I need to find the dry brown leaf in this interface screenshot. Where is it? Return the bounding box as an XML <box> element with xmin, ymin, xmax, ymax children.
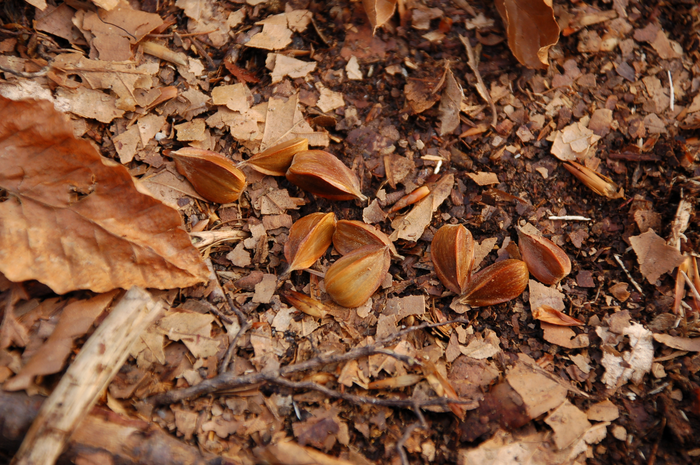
<box><xmin>438</xmin><ymin>67</ymin><xmax>463</xmax><ymax>136</ymax></box>
<box><xmin>494</xmin><ymin>0</ymin><xmax>560</xmax><ymax>69</ymax></box>
<box><xmin>629</xmin><ymin>229</ymin><xmax>685</xmax><ymax>284</ymax></box>
<box><xmin>653</xmin><ymin>333</ymin><xmax>700</xmax><ymax>352</ymax></box>
<box><xmin>0</xmin><ymin>97</ymin><xmax>209</xmax><ymax>294</ymax></box>
<box><xmin>255</xmin><ymin>435</ymin><xmax>354</xmax><ymax>465</ymax></box>
<box><xmin>545</xmin><ymin>400</ymin><xmax>592</xmax><ymax>450</ymax></box>
<box><xmin>533</xmin><ymin>305</ymin><xmax>584</xmax><ymax>326</ymax></box>
<box><xmin>541</xmin><ymin>322</ymin><xmax>589</xmax><ymax>349</ymax></box>
<box><xmin>390</xmin><ymin>174</ymin><xmax>454</xmax><ymax>242</ymax></box>
<box><xmin>4</xmin><ymin>291</ymin><xmax>119</xmax><ymax>391</ymax></box>
<box><xmin>362</xmin><ymin>0</ymin><xmax>398</xmax><ymax>33</ymax></box>
<box><xmin>466</xmin><ymin>171</ymin><xmax>499</xmax><ymax>186</ymax></box>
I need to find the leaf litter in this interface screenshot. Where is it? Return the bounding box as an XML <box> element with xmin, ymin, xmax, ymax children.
<box><xmin>0</xmin><ymin>0</ymin><xmax>699</xmax><ymax>464</ymax></box>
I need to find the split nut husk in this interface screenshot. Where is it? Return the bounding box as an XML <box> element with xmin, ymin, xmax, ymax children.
<box><xmin>325</xmin><ymin>245</ymin><xmax>391</xmax><ymax>308</ymax></box>
<box><xmin>280</xmin><ymin>290</ymin><xmax>327</xmax><ymax>318</ymax></box>
<box><xmin>286</xmin><ymin>150</ymin><xmax>367</xmax><ymax>201</ymax></box>
<box><xmin>284</xmin><ymin>212</ymin><xmax>336</xmax><ymax>273</ymax></box>
<box><xmin>242</xmin><ymin>137</ymin><xmax>308</xmax><ymax>176</ymax></box>
<box><xmin>563</xmin><ymin>161</ymin><xmax>624</xmax><ymax>199</ymax></box>
<box><xmin>170</xmin><ymin>147</ymin><xmax>246</xmax><ymax>204</ymax></box>
<box><xmin>431</xmin><ymin>224</ymin><xmax>474</xmax><ymax>294</ymax></box>
<box><xmin>333</xmin><ymin>220</ymin><xmax>398</xmax><ymax>257</ymax></box>
<box><xmin>517</xmin><ymin>228</ymin><xmax>571</xmax><ymax>285</ymax></box>
<box><xmin>459</xmin><ymin>259</ymin><xmax>529</xmax><ymax>307</ymax></box>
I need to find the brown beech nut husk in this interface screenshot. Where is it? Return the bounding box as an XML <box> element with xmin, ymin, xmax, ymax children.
<box><xmin>459</xmin><ymin>259</ymin><xmax>529</xmax><ymax>307</ymax></box>
<box><xmin>284</xmin><ymin>212</ymin><xmax>336</xmax><ymax>272</ymax></box>
<box><xmin>286</xmin><ymin>150</ymin><xmax>367</xmax><ymax>201</ymax></box>
<box><xmin>325</xmin><ymin>245</ymin><xmax>391</xmax><ymax>308</ymax></box>
<box><xmin>431</xmin><ymin>224</ymin><xmax>474</xmax><ymax>294</ymax></box>
<box><xmin>517</xmin><ymin>228</ymin><xmax>571</xmax><ymax>285</ymax></box>
<box><xmin>279</xmin><ymin>290</ymin><xmax>326</xmax><ymax>318</ymax></box>
<box><xmin>333</xmin><ymin>220</ymin><xmax>398</xmax><ymax>257</ymax></box>
<box><xmin>242</xmin><ymin>137</ymin><xmax>308</xmax><ymax>176</ymax></box>
<box><xmin>170</xmin><ymin>147</ymin><xmax>246</xmax><ymax>204</ymax></box>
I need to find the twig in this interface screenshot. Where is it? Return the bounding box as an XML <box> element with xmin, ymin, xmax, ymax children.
<box><xmin>681</xmin><ymin>270</ymin><xmax>700</xmax><ymax>302</ymax></box>
<box><xmin>0</xmin><ymin>64</ymin><xmax>50</xmax><ymax>78</ymax></box>
<box><xmin>614</xmin><ymin>254</ymin><xmax>643</xmax><ymax>294</ymax></box>
<box><xmin>459</xmin><ymin>35</ymin><xmax>498</xmax><ymax>128</ymax></box>
<box><xmin>149</xmin><ymin>317</ymin><xmax>471</xmax><ymax>405</ymax></box>
<box><xmin>397</xmin><ymin>421</ymin><xmax>423</xmax><ymax>465</ymax></box>
<box><xmin>220</xmin><ymin>293</ymin><xmax>252</xmax><ymax>373</ymax></box>
<box><xmin>668</xmin><ymin>70</ymin><xmax>674</xmax><ymax>112</ymax></box>
<box><xmin>548</xmin><ymin>215</ymin><xmax>591</xmax><ymax>221</ymax></box>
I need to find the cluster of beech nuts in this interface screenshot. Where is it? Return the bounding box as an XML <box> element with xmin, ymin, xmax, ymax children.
<box><xmin>168</xmin><ymin>138</ymin><xmax>572</xmax><ymax>310</ymax></box>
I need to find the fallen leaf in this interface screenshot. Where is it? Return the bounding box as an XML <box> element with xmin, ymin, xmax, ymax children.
<box><xmin>390</xmin><ymin>174</ymin><xmax>454</xmax><ymax>242</ymax></box>
<box><xmin>601</xmin><ymin>322</ymin><xmax>653</xmax><ymax>389</ymax></box>
<box><xmin>541</xmin><ymin>322</ymin><xmax>589</xmax><ymax>349</ymax></box>
<box><xmin>4</xmin><ymin>291</ymin><xmax>119</xmax><ymax>391</ymax></box>
<box><xmin>362</xmin><ymin>0</ymin><xmax>397</xmax><ymax>33</ymax></box>
<box><xmin>545</xmin><ymin>400</ymin><xmax>591</xmax><ymax>450</ymax></box>
<box><xmin>157</xmin><ymin>310</ymin><xmax>221</xmax><ymax>359</ymax></box>
<box><xmin>0</xmin><ymin>97</ymin><xmax>209</xmax><ymax>294</ymax></box>
<box><xmin>438</xmin><ymin>68</ymin><xmax>463</xmax><ymax>136</ymax></box>
<box><xmin>494</xmin><ymin>0</ymin><xmax>560</xmax><ymax>69</ymax></box>
<box><xmin>653</xmin><ymin>333</ymin><xmax>700</xmax><ymax>352</ymax></box>
<box><xmin>266</xmin><ymin>54</ymin><xmax>317</xmax><ymax>84</ymax></box>
<box><xmin>506</xmin><ymin>361</ymin><xmax>567</xmax><ymax>419</ymax></box>
<box><xmin>629</xmin><ymin>229</ymin><xmax>685</xmax><ymax>284</ymax></box>
<box><xmin>586</xmin><ymin>400</ymin><xmax>619</xmax><ymax>422</ymax></box>
<box><xmin>466</xmin><ymin>171</ymin><xmax>499</xmax><ymax>186</ymax></box>
<box><xmin>533</xmin><ymin>305</ymin><xmax>584</xmax><ymax>326</ymax></box>
<box><xmin>548</xmin><ymin>121</ymin><xmax>600</xmax><ymax>161</ymax></box>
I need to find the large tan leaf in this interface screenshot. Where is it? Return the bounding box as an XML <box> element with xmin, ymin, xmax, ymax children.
<box><xmin>0</xmin><ymin>97</ymin><xmax>209</xmax><ymax>294</ymax></box>
<box><xmin>494</xmin><ymin>0</ymin><xmax>560</xmax><ymax>69</ymax></box>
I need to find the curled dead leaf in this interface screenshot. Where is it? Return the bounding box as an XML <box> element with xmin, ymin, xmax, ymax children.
<box><xmin>242</xmin><ymin>137</ymin><xmax>309</xmax><ymax>176</ymax></box>
<box><xmin>460</xmin><ymin>259</ymin><xmax>529</xmax><ymax>307</ymax></box>
<box><xmin>431</xmin><ymin>224</ymin><xmax>475</xmax><ymax>294</ymax></box>
<box><xmin>494</xmin><ymin>0</ymin><xmax>560</xmax><ymax>69</ymax></box>
<box><xmin>284</xmin><ymin>212</ymin><xmax>336</xmax><ymax>273</ymax></box>
<box><xmin>563</xmin><ymin>161</ymin><xmax>624</xmax><ymax>199</ymax></box>
<box><xmin>532</xmin><ymin>305</ymin><xmax>584</xmax><ymax>326</ymax></box>
<box><xmin>517</xmin><ymin>228</ymin><xmax>571</xmax><ymax>285</ymax></box>
<box><xmin>286</xmin><ymin>150</ymin><xmax>367</xmax><ymax>201</ymax></box>
<box><xmin>170</xmin><ymin>147</ymin><xmax>246</xmax><ymax>204</ymax></box>
<box><xmin>325</xmin><ymin>245</ymin><xmax>391</xmax><ymax>308</ymax></box>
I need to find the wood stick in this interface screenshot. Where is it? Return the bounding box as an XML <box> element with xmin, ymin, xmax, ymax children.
<box><xmin>11</xmin><ymin>287</ymin><xmax>163</xmax><ymax>465</ymax></box>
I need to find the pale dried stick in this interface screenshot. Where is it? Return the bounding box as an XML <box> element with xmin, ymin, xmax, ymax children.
<box><xmin>12</xmin><ymin>288</ymin><xmax>162</xmax><ymax>465</ymax></box>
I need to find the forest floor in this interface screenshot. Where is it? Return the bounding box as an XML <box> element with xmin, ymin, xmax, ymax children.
<box><xmin>1</xmin><ymin>0</ymin><xmax>700</xmax><ymax>464</ymax></box>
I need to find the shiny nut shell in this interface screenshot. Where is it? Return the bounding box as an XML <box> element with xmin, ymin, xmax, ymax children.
<box><xmin>170</xmin><ymin>147</ymin><xmax>246</xmax><ymax>204</ymax></box>
<box><xmin>431</xmin><ymin>224</ymin><xmax>474</xmax><ymax>294</ymax></box>
<box><xmin>333</xmin><ymin>220</ymin><xmax>392</xmax><ymax>255</ymax></box>
<box><xmin>517</xmin><ymin>228</ymin><xmax>571</xmax><ymax>285</ymax></box>
<box><xmin>286</xmin><ymin>150</ymin><xmax>366</xmax><ymax>201</ymax></box>
<box><xmin>459</xmin><ymin>259</ymin><xmax>529</xmax><ymax>307</ymax></box>
<box><xmin>284</xmin><ymin>212</ymin><xmax>336</xmax><ymax>272</ymax></box>
<box><xmin>242</xmin><ymin>137</ymin><xmax>308</xmax><ymax>176</ymax></box>
<box><xmin>325</xmin><ymin>245</ymin><xmax>391</xmax><ymax>308</ymax></box>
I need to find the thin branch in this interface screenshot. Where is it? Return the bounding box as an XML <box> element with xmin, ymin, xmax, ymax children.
<box><xmin>149</xmin><ymin>317</ymin><xmax>471</xmax><ymax>405</ymax></box>
<box><xmin>220</xmin><ymin>293</ymin><xmax>252</xmax><ymax>373</ymax></box>
<box><xmin>397</xmin><ymin>421</ymin><xmax>423</xmax><ymax>465</ymax></box>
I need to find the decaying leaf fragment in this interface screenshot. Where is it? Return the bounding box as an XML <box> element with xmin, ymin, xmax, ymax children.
<box><xmin>532</xmin><ymin>305</ymin><xmax>584</xmax><ymax>326</ymax></box>
<box><xmin>0</xmin><ymin>97</ymin><xmax>209</xmax><ymax>294</ymax></box>
<box><xmin>390</xmin><ymin>174</ymin><xmax>454</xmax><ymax>242</ymax></box>
<box><xmin>494</xmin><ymin>0</ymin><xmax>560</xmax><ymax>69</ymax></box>
<box><xmin>362</xmin><ymin>0</ymin><xmax>398</xmax><ymax>33</ymax></box>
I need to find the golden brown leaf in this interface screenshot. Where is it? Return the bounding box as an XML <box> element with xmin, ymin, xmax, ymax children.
<box><xmin>431</xmin><ymin>224</ymin><xmax>475</xmax><ymax>294</ymax></box>
<box><xmin>286</xmin><ymin>150</ymin><xmax>367</xmax><ymax>201</ymax></box>
<box><xmin>325</xmin><ymin>245</ymin><xmax>391</xmax><ymax>308</ymax></box>
<box><xmin>170</xmin><ymin>147</ymin><xmax>246</xmax><ymax>204</ymax></box>
<box><xmin>517</xmin><ymin>228</ymin><xmax>571</xmax><ymax>285</ymax></box>
<box><xmin>0</xmin><ymin>97</ymin><xmax>209</xmax><ymax>294</ymax></box>
<box><xmin>284</xmin><ymin>212</ymin><xmax>336</xmax><ymax>272</ymax></box>
<box><xmin>460</xmin><ymin>259</ymin><xmax>529</xmax><ymax>307</ymax></box>
<box><xmin>362</xmin><ymin>0</ymin><xmax>398</xmax><ymax>33</ymax></box>
<box><xmin>494</xmin><ymin>0</ymin><xmax>560</xmax><ymax>69</ymax></box>
<box><xmin>243</xmin><ymin>137</ymin><xmax>309</xmax><ymax>176</ymax></box>
<box><xmin>532</xmin><ymin>305</ymin><xmax>584</xmax><ymax>327</ymax></box>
